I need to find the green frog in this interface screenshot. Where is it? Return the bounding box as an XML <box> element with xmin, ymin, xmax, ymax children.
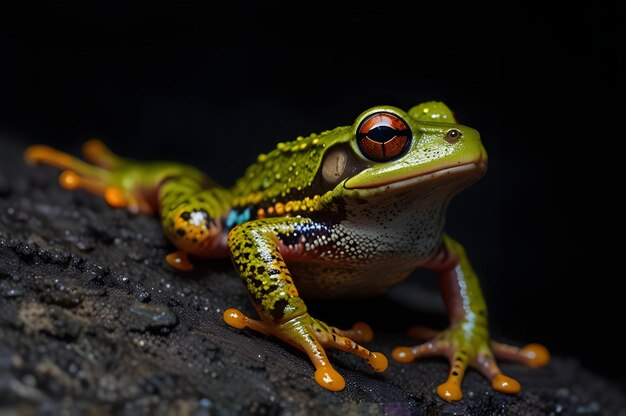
<box><xmin>25</xmin><ymin>101</ymin><xmax>549</xmax><ymax>401</ymax></box>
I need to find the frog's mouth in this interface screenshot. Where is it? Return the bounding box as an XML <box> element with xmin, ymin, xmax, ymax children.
<box><xmin>343</xmin><ymin>157</ymin><xmax>487</xmax><ymax>191</ymax></box>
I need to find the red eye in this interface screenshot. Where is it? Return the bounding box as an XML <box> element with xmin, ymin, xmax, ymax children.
<box><xmin>356</xmin><ymin>112</ymin><xmax>411</xmax><ymax>162</ymax></box>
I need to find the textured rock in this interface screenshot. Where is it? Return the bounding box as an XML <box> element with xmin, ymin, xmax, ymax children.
<box><xmin>0</xmin><ymin>139</ymin><xmax>624</xmax><ymax>416</ymax></box>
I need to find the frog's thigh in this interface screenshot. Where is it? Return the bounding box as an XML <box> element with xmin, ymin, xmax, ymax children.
<box><xmin>159</xmin><ymin>186</ymin><xmax>230</xmax><ymax>271</ymax></box>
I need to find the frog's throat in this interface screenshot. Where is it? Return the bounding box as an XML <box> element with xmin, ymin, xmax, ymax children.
<box><xmin>343</xmin><ymin>159</ymin><xmax>486</xmax><ymax>191</ymax></box>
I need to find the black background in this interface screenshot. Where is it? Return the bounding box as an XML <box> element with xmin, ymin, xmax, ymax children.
<box><xmin>1</xmin><ymin>4</ymin><xmax>624</xmax><ymax>388</ymax></box>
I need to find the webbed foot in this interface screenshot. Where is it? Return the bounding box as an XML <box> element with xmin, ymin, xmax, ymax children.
<box><xmin>392</xmin><ymin>324</ymin><xmax>549</xmax><ymax>401</ymax></box>
<box><xmin>224</xmin><ymin>308</ymin><xmax>387</xmax><ymax>391</ymax></box>
<box><xmin>25</xmin><ymin>140</ymin><xmax>152</xmax><ymax>214</ymax></box>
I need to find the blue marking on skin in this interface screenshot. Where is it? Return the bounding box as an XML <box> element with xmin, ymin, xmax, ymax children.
<box><xmin>226</xmin><ymin>207</ymin><xmax>251</xmax><ymax>228</ymax></box>
<box><xmin>239</xmin><ymin>207</ymin><xmax>251</xmax><ymax>224</ymax></box>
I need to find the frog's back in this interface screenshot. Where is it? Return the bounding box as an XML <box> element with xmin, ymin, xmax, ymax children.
<box><xmin>229</xmin><ymin>127</ymin><xmax>350</xmax><ymax>208</ymax></box>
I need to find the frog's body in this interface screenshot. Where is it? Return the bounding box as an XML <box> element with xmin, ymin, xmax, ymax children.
<box><xmin>25</xmin><ymin>102</ymin><xmax>549</xmax><ymax>401</ymax></box>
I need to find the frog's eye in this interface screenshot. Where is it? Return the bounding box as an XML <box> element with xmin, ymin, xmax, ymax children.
<box><xmin>357</xmin><ymin>112</ymin><xmax>411</xmax><ymax>162</ymax></box>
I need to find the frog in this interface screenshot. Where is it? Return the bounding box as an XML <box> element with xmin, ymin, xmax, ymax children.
<box><xmin>24</xmin><ymin>101</ymin><xmax>549</xmax><ymax>401</ymax></box>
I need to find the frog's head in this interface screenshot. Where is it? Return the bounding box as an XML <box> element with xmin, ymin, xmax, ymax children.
<box><xmin>321</xmin><ymin>102</ymin><xmax>487</xmax><ymax>201</ymax></box>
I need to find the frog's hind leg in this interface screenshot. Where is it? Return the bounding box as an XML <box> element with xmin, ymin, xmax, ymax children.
<box><xmin>81</xmin><ymin>138</ymin><xmax>123</xmax><ymax>169</ymax></box>
<box><xmin>25</xmin><ymin>144</ymin><xmax>146</xmax><ymax>213</ymax></box>
<box><xmin>26</xmin><ymin>144</ymin><xmax>113</xmax><ymax>196</ymax></box>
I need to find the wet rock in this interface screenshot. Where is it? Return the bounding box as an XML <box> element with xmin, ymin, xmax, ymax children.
<box><xmin>2</xmin><ymin>288</ymin><xmax>23</xmax><ymax>298</ymax></box>
<box><xmin>137</xmin><ymin>291</ymin><xmax>152</xmax><ymax>303</ymax></box>
<box><xmin>120</xmin><ymin>302</ymin><xmax>178</xmax><ymax>334</ymax></box>
<box><xmin>41</xmin><ymin>284</ymin><xmax>84</xmax><ymax>308</ymax></box>
<box><xmin>63</xmin><ymin>230</ymin><xmax>96</xmax><ymax>252</ymax></box>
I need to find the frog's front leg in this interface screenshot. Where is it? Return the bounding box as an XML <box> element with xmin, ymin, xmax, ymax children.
<box><xmin>392</xmin><ymin>235</ymin><xmax>549</xmax><ymax>401</ymax></box>
<box><xmin>223</xmin><ymin>218</ymin><xmax>388</xmax><ymax>391</ymax></box>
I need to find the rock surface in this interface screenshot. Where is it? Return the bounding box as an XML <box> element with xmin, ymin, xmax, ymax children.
<box><xmin>0</xmin><ymin>139</ymin><xmax>624</xmax><ymax>416</ymax></box>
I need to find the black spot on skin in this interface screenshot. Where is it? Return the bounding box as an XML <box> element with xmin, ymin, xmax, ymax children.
<box><xmin>455</xmin><ymin>357</ymin><xmax>463</xmax><ymax>362</ymax></box>
<box><xmin>181</xmin><ymin>211</ymin><xmax>191</xmax><ymax>221</ymax></box>
<box><xmin>452</xmin><ymin>371</ymin><xmax>459</xmax><ymax>376</ymax></box>
<box><xmin>260</xmin><ymin>286</ymin><xmax>274</xmax><ymax>296</ymax></box>
<box><xmin>197</xmin><ymin>197</ymin><xmax>206</xmax><ymax>202</ymax></box>
<box><xmin>257</xmin><ymin>266</ymin><xmax>265</xmax><ymax>275</ymax></box>
<box><xmin>191</xmin><ymin>238</ymin><xmax>197</xmax><ymax>243</ymax></box>
<box><xmin>176</xmin><ymin>229</ymin><xmax>186</xmax><ymax>236</ymax></box>
<box><xmin>270</xmin><ymin>299</ymin><xmax>289</xmax><ymax>320</ymax></box>
<box><xmin>278</xmin><ymin>232</ymin><xmax>299</xmax><ymax>247</ymax></box>
<box><xmin>268</xmin><ymin>268</ymin><xmax>281</xmax><ymax>276</ymax></box>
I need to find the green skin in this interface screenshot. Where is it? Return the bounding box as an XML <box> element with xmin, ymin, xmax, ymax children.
<box><xmin>25</xmin><ymin>101</ymin><xmax>546</xmax><ymax>401</ymax></box>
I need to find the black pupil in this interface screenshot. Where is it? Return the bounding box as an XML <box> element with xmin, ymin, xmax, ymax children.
<box><xmin>449</xmin><ymin>130</ymin><xmax>458</xmax><ymax>137</ymax></box>
<box><xmin>366</xmin><ymin>126</ymin><xmax>399</xmax><ymax>143</ymax></box>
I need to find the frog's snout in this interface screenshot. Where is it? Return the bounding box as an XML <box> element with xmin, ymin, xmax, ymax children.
<box><xmin>477</xmin><ymin>149</ymin><xmax>488</xmax><ymax>173</ymax></box>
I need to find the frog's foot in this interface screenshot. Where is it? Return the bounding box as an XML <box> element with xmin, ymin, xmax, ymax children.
<box><xmin>224</xmin><ymin>308</ymin><xmax>386</xmax><ymax>391</ymax></box>
<box><xmin>81</xmin><ymin>139</ymin><xmax>122</xmax><ymax>169</ymax></box>
<box><xmin>392</xmin><ymin>325</ymin><xmax>548</xmax><ymax>401</ymax></box>
<box><xmin>25</xmin><ymin>142</ymin><xmax>150</xmax><ymax>214</ymax></box>
<box><xmin>490</xmin><ymin>340</ymin><xmax>550</xmax><ymax>368</ymax></box>
<box><xmin>404</xmin><ymin>326</ymin><xmax>550</xmax><ymax>369</ymax></box>
<box><xmin>165</xmin><ymin>250</ymin><xmax>194</xmax><ymax>271</ymax></box>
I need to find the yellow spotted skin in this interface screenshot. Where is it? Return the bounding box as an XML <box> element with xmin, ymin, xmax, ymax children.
<box><xmin>230</xmin><ymin>131</ymin><xmax>339</xmax><ymax>208</ymax></box>
<box><xmin>159</xmin><ymin>181</ymin><xmax>232</xmax><ymax>258</ymax></box>
<box><xmin>227</xmin><ymin>218</ymin><xmax>309</xmax><ymax>322</ymax></box>
<box><xmin>24</xmin><ymin>102</ymin><xmax>549</xmax><ymax>401</ymax></box>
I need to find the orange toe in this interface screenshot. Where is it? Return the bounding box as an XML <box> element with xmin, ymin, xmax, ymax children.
<box><xmin>437</xmin><ymin>380</ymin><xmax>462</xmax><ymax>401</ymax></box>
<box><xmin>492</xmin><ymin>374</ymin><xmax>521</xmax><ymax>394</ymax></box>
<box><xmin>352</xmin><ymin>321</ymin><xmax>373</xmax><ymax>343</ymax></box>
<box><xmin>521</xmin><ymin>343</ymin><xmax>550</xmax><ymax>368</ymax></box>
<box><xmin>165</xmin><ymin>251</ymin><xmax>193</xmax><ymax>271</ymax></box>
<box><xmin>104</xmin><ymin>187</ymin><xmax>128</xmax><ymax>208</ymax></box>
<box><xmin>314</xmin><ymin>367</ymin><xmax>345</xmax><ymax>391</ymax></box>
<box><xmin>391</xmin><ymin>346</ymin><xmax>415</xmax><ymax>363</ymax></box>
